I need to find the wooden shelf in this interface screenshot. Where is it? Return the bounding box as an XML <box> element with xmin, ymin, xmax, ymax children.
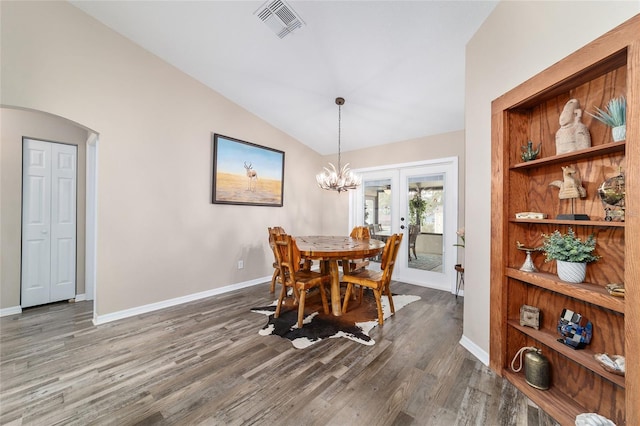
<box><xmin>507</xmin><ymin>320</ymin><xmax>625</xmax><ymax>388</ymax></box>
<box><xmin>490</xmin><ymin>15</ymin><xmax>639</xmax><ymax>425</ymax></box>
<box><xmin>506</xmin><ymin>268</ymin><xmax>624</xmax><ymax>314</ymax></box>
<box><xmin>510</xmin><ymin>49</ymin><xmax>628</xmax><ymax>110</ymax></box>
<box><xmin>502</xmin><ymin>369</ymin><xmax>586</xmax><ymax>426</ymax></box>
<box><xmin>510</xmin><ymin>218</ymin><xmax>625</xmax><ymax>228</ymax></box>
<box><xmin>510</xmin><ymin>141</ymin><xmax>625</xmax><ymax>170</ymax></box>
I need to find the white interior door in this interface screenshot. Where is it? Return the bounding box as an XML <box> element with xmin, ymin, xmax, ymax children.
<box><xmin>397</xmin><ymin>162</ymin><xmax>457</xmax><ymax>292</ymax></box>
<box><xmin>350</xmin><ymin>158</ymin><xmax>458</xmax><ymax>293</ymax></box>
<box><xmin>22</xmin><ymin>139</ymin><xmax>77</xmax><ymax>307</ymax></box>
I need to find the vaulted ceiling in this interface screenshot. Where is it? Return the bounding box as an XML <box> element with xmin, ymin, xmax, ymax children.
<box><xmin>71</xmin><ymin>1</ymin><xmax>498</xmax><ymax>155</ymax></box>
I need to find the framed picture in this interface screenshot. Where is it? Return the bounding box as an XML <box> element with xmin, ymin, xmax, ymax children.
<box><xmin>212</xmin><ymin>134</ymin><xmax>285</xmax><ymax>206</ymax></box>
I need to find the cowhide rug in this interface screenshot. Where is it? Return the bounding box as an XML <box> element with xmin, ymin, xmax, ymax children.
<box><xmin>251</xmin><ymin>289</ymin><xmax>420</xmax><ymax>349</ymax></box>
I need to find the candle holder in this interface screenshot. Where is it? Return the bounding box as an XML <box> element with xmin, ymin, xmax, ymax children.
<box><xmin>517</xmin><ymin>242</ymin><xmax>541</xmax><ymax>273</ymax></box>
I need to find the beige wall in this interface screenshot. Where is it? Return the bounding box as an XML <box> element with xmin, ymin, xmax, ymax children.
<box><xmin>0</xmin><ymin>1</ymin><xmax>326</xmax><ymax>315</ymax></box>
<box><xmin>464</xmin><ymin>2</ymin><xmax>639</xmax><ymax>359</ymax></box>
<box><xmin>0</xmin><ymin>108</ymin><xmax>89</xmax><ymax>307</ymax></box>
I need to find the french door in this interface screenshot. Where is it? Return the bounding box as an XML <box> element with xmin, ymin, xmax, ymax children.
<box><xmin>21</xmin><ymin>139</ymin><xmax>77</xmax><ymax>307</ymax></box>
<box><xmin>350</xmin><ymin>158</ymin><xmax>458</xmax><ymax>293</ymax></box>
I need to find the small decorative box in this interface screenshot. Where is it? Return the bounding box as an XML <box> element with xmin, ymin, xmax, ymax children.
<box><xmin>515</xmin><ymin>212</ymin><xmax>547</xmax><ymax>219</ymax></box>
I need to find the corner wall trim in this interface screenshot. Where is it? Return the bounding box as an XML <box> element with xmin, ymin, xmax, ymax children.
<box><xmin>0</xmin><ymin>306</ymin><xmax>23</xmax><ymax>317</ymax></box>
<box><xmin>92</xmin><ymin>276</ymin><xmax>270</xmax><ymax>326</ymax></box>
<box><xmin>459</xmin><ymin>334</ymin><xmax>489</xmax><ymax>366</ymax></box>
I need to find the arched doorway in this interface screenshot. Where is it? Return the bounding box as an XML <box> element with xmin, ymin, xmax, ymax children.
<box><xmin>0</xmin><ymin>107</ymin><xmax>99</xmax><ymax>319</ymax></box>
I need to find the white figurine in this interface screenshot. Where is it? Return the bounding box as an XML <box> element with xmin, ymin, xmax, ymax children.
<box><xmin>549</xmin><ymin>165</ymin><xmax>586</xmax><ymax>200</ymax></box>
<box><xmin>575</xmin><ymin>412</ymin><xmax>615</xmax><ymax>426</ymax></box>
<box><xmin>556</xmin><ymin>99</ymin><xmax>591</xmax><ymax>154</ymax></box>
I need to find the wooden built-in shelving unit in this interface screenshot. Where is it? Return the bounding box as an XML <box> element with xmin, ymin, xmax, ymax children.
<box><xmin>490</xmin><ymin>15</ymin><xmax>639</xmax><ymax>426</ymax></box>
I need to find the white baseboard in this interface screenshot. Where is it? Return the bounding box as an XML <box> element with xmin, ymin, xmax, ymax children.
<box><xmin>93</xmin><ymin>275</ymin><xmax>270</xmax><ymax>326</ymax></box>
<box><xmin>459</xmin><ymin>334</ymin><xmax>489</xmax><ymax>366</ymax></box>
<box><xmin>0</xmin><ymin>306</ymin><xmax>22</xmax><ymax>317</ymax></box>
<box><xmin>399</xmin><ymin>278</ymin><xmax>450</xmax><ymax>292</ymax></box>
<box><xmin>74</xmin><ymin>293</ymin><xmax>87</xmax><ymax>302</ymax></box>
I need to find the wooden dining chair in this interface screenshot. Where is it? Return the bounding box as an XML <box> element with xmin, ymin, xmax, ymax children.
<box><xmin>341</xmin><ymin>233</ymin><xmax>403</xmax><ymax>326</ymax></box>
<box><xmin>268</xmin><ymin>226</ymin><xmax>310</xmax><ymax>294</ymax></box>
<box><xmin>350</xmin><ymin>226</ymin><xmax>371</xmax><ymax>239</ymax></box>
<box><xmin>273</xmin><ymin>234</ymin><xmax>330</xmax><ymax>328</ymax></box>
<box><xmin>408</xmin><ymin>224</ymin><xmax>419</xmax><ymax>261</ymax></box>
<box><xmin>342</xmin><ymin>226</ymin><xmax>371</xmax><ymax>273</ymax></box>
<box><xmin>268</xmin><ymin>226</ymin><xmax>286</xmax><ymax>293</ymax></box>
<box><xmin>367</xmin><ymin>224</ymin><xmax>376</xmax><ymax>237</ymax></box>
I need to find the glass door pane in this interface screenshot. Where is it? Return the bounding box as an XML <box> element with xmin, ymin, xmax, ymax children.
<box><xmin>352</xmin><ymin>171</ymin><xmax>398</xmax><ymax>262</ymax></box>
<box><xmin>406</xmin><ymin>174</ymin><xmax>444</xmax><ymax>273</ymax></box>
<box><xmin>363</xmin><ymin>178</ymin><xmax>392</xmax><ymax>234</ymax></box>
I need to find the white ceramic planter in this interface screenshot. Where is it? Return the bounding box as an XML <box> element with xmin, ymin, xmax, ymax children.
<box><xmin>612</xmin><ymin>125</ymin><xmax>626</xmax><ymax>142</ymax></box>
<box><xmin>557</xmin><ymin>260</ymin><xmax>587</xmax><ymax>283</ymax></box>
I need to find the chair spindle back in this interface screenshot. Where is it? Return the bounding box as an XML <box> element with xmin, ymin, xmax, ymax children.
<box><xmin>350</xmin><ymin>226</ymin><xmax>371</xmax><ymax>240</ymax></box>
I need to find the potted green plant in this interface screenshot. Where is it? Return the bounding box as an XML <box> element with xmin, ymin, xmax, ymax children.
<box><xmin>541</xmin><ymin>227</ymin><xmax>599</xmax><ymax>283</ymax></box>
<box><xmin>409</xmin><ymin>192</ymin><xmax>426</xmax><ymax>225</ymax></box>
<box><xmin>588</xmin><ymin>96</ymin><xmax>626</xmax><ymax>142</ymax></box>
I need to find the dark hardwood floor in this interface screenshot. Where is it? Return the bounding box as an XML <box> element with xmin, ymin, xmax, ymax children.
<box><xmin>0</xmin><ymin>282</ymin><xmax>558</xmax><ymax>425</ymax></box>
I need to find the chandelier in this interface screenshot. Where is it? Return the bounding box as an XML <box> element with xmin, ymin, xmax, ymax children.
<box><xmin>316</xmin><ymin>97</ymin><xmax>361</xmax><ymax>192</ymax></box>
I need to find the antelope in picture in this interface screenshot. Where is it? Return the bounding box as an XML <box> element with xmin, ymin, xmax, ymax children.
<box><xmin>244</xmin><ymin>161</ymin><xmax>258</xmax><ymax>191</ymax></box>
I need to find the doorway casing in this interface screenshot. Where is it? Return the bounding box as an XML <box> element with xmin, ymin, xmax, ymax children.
<box><xmin>3</xmin><ymin>107</ymin><xmax>99</xmax><ymax>322</ymax></box>
<box><xmin>349</xmin><ymin>157</ymin><xmax>459</xmax><ymax>294</ymax></box>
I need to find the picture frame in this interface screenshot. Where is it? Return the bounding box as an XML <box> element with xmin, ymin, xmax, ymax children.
<box><xmin>212</xmin><ymin>134</ymin><xmax>285</xmax><ymax>206</ymax></box>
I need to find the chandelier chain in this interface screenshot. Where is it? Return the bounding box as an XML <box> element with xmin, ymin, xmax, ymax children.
<box><xmin>337</xmin><ymin>102</ymin><xmax>342</xmax><ymax>171</ymax></box>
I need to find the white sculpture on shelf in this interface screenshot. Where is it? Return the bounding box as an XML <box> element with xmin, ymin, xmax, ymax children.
<box><xmin>575</xmin><ymin>412</ymin><xmax>615</xmax><ymax>426</ymax></box>
<box><xmin>550</xmin><ymin>165</ymin><xmax>589</xmax><ymax>220</ymax></box>
<box><xmin>556</xmin><ymin>99</ymin><xmax>591</xmax><ymax>154</ymax></box>
<box><xmin>549</xmin><ymin>165</ymin><xmax>586</xmax><ymax>200</ymax></box>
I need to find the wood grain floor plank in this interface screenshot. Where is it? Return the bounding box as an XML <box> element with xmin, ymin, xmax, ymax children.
<box><xmin>1</xmin><ymin>282</ymin><xmax>558</xmax><ymax>425</ymax></box>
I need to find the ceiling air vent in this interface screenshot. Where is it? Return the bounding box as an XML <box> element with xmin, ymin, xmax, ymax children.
<box><xmin>255</xmin><ymin>0</ymin><xmax>305</xmax><ymax>39</ymax></box>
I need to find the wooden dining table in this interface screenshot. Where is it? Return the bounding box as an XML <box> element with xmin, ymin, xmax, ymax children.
<box><xmin>295</xmin><ymin>235</ymin><xmax>386</xmax><ymax>316</ymax></box>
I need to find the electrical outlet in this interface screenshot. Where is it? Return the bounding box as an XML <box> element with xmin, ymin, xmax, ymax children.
<box><xmin>237</xmin><ymin>260</ymin><xmax>244</xmax><ymax>269</ymax></box>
